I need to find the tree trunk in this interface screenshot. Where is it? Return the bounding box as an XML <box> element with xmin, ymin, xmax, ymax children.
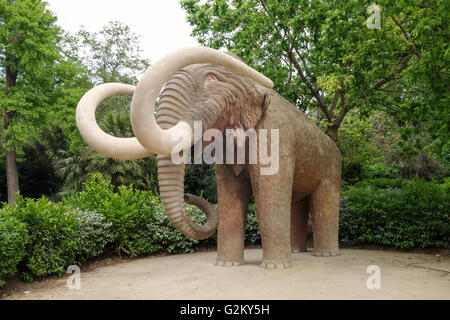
<box><xmin>326</xmin><ymin>125</ymin><xmax>339</xmax><ymax>143</ymax></box>
<box><xmin>5</xmin><ymin>149</ymin><xmax>19</xmax><ymax>205</ymax></box>
<box><xmin>326</xmin><ymin>104</ymin><xmax>348</xmax><ymax>144</ymax></box>
<box><xmin>111</xmin><ymin>173</ymin><xmax>120</xmax><ymax>193</ymax></box>
<box><xmin>4</xmin><ymin>63</ymin><xmax>20</xmax><ymax>206</ymax></box>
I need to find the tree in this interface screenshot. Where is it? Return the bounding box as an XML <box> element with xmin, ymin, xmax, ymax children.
<box><xmin>383</xmin><ymin>1</ymin><xmax>449</xmax><ymax>155</ymax></box>
<box><xmin>53</xmin><ymin>22</ymin><xmax>158</xmax><ymax>194</ymax></box>
<box><xmin>181</xmin><ymin>0</ymin><xmax>448</xmax><ymax>150</ymax></box>
<box><xmin>86</xmin><ymin>111</ymin><xmax>157</xmax><ymax>193</ymax></box>
<box><xmin>0</xmin><ymin>0</ymin><xmax>72</xmax><ymax>205</ymax></box>
<box><xmin>76</xmin><ymin>21</ymin><xmax>150</xmax><ymax>85</ymax></box>
<box><xmin>53</xmin><ymin>111</ymin><xmax>159</xmax><ymax>195</ymax></box>
<box><xmin>73</xmin><ymin>21</ymin><xmax>151</xmax><ymax>127</ymax></box>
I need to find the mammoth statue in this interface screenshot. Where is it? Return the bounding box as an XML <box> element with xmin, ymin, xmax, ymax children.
<box><xmin>76</xmin><ymin>47</ymin><xmax>342</xmax><ymax>269</ymax></box>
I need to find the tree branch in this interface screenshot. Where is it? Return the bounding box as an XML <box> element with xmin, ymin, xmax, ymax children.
<box><xmin>372</xmin><ymin>55</ymin><xmax>412</xmax><ymax>92</ymax></box>
<box><xmin>391</xmin><ymin>16</ymin><xmax>422</xmax><ymax>59</ymax></box>
<box><xmin>286</xmin><ymin>49</ymin><xmax>332</xmax><ymax>121</ymax></box>
<box><xmin>329</xmin><ymin>90</ymin><xmax>341</xmax><ymax>115</ymax></box>
<box><xmin>392</xmin><ymin>16</ymin><xmax>444</xmax><ymax>83</ymax></box>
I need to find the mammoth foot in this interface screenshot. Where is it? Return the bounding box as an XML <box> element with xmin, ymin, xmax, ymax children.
<box><xmin>312</xmin><ymin>251</ymin><xmax>340</xmax><ymax>257</ymax></box>
<box><xmin>215</xmin><ymin>259</ymin><xmax>244</xmax><ymax>267</ymax></box>
<box><xmin>261</xmin><ymin>262</ymin><xmax>291</xmax><ymax>269</ymax></box>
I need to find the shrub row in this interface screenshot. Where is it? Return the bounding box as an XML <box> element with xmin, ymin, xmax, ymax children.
<box><xmin>0</xmin><ymin>213</ymin><xmax>27</xmax><ymax>286</ymax></box>
<box><xmin>246</xmin><ymin>178</ymin><xmax>449</xmax><ymax>249</ymax></box>
<box><xmin>340</xmin><ymin>178</ymin><xmax>449</xmax><ymax>249</ymax></box>
<box><xmin>0</xmin><ymin>175</ymin><xmax>204</xmax><ymax>285</ymax></box>
<box><xmin>1</xmin><ymin>176</ymin><xmax>448</xmax><ymax>286</ymax></box>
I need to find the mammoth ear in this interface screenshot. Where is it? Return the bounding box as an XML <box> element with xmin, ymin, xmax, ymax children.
<box><xmin>255</xmin><ymin>83</ymin><xmax>270</xmax><ymax>115</ymax></box>
<box><xmin>224</xmin><ymin>52</ymin><xmax>271</xmax><ymax>114</ymax></box>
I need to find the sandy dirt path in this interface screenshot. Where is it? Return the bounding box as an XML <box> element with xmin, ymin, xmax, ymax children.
<box><xmin>2</xmin><ymin>249</ymin><xmax>449</xmax><ymax>300</ymax></box>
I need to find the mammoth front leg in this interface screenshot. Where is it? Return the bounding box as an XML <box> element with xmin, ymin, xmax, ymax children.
<box><xmin>215</xmin><ymin>164</ymin><xmax>251</xmax><ymax>266</ymax></box>
<box><xmin>249</xmin><ymin>159</ymin><xmax>294</xmax><ymax>269</ymax></box>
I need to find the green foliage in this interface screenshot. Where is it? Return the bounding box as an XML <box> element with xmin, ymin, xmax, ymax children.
<box><xmin>69</xmin><ymin>208</ymin><xmax>114</xmax><ymax>260</ymax></box>
<box><xmin>53</xmin><ymin>111</ymin><xmax>159</xmax><ymax>196</ymax></box>
<box><xmin>1</xmin><ymin>18</ymin><xmax>154</xmax><ymax>203</ymax></box>
<box><xmin>441</xmin><ymin>177</ymin><xmax>450</xmax><ymax>192</ymax></box>
<box><xmin>151</xmin><ymin>205</ymin><xmax>201</xmax><ymax>254</ymax></box>
<box><xmin>0</xmin><ymin>175</ymin><xmax>212</xmax><ymax>284</ymax></box>
<box><xmin>7</xmin><ymin>195</ymin><xmax>81</xmax><ymax>282</ymax></box>
<box><xmin>0</xmin><ymin>212</ymin><xmax>28</xmax><ymax>286</ymax></box>
<box><xmin>245</xmin><ymin>204</ymin><xmax>261</xmax><ymax>245</ymax></box>
<box><xmin>90</xmin><ymin>111</ymin><xmax>158</xmax><ymax>191</ymax></box>
<box><xmin>338</xmin><ymin>114</ymin><xmax>381</xmax><ymax>181</ymax></box>
<box><xmin>0</xmin><ymin>0</ymin><xmax>89</xmax><ymax>153</ymax></box>
<box><xmin>185</xmin><ymin>164</ymin><xmax>218</xmax><ymax>203</ymax></box>
<box><xmin>351</xmin><ymin>178</ymin><xmax>406</xmax><ymax>190</ymax></box>
<box><xmin>338</xmin><ymin>111</ymin><xmax>447</xmax><ymax>183</ymax></box>
<box><xmin>63</xmin><ymin>174</ymin><xmax>198</xmax><ymax>258</ymax></box>
<box><xmin>362</xmin><ymin>162</ymin><xmax>399</xmax><ymax>180</ymax></box>
<box><xmin>75</xmin><ymin>21</ymin><xmax>150</xmax><ymax>85</ymax></box>
<box><xmin>181</xmin><ymin>0</ymin><xmax>449</xmax><ymax>152</ymax></box>
<box><xmin>385</xmin><ymin>1</ymin><xmax>450</xmax><ymax>155</ymax></box>
<box><xmin>63</xmin><ymin>174</ymin><xmax>157</xmax><ymax>257</ymax></box>
<box><xmin>340</xmin><ymin>178</ymin><xmax>450</xmax><ymax>249</ymax></box>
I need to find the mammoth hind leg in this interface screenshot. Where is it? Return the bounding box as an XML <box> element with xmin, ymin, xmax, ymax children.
<box><xmin>309</xmin><ymin>180</ymin><xmax>340</xmax><ymax>257</ymax></box>
<box><xmin>291</xmin><ymin>198</ymin><xmax>310</xmax><ymax>253</ymax></box>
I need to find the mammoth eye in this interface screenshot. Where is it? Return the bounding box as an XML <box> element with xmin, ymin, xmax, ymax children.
<box><xmin>206</xmin><ymin>74</ymin><xmax>218</xmax><ymax>82</ymax></box>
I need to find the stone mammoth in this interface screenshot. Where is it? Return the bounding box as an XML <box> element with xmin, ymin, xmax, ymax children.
<box><xmin>76</xmin><ymin>47</ymin><xmax>342</xmax><ymax>269</ymax></box>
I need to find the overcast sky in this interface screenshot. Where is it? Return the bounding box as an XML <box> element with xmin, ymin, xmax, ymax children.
<box><xmin>46</xmin><ymin>0</ymin><xmax>198</xmax><ymax>63</ymax></box>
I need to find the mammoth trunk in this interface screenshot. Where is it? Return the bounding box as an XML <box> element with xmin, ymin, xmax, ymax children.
<box><xmin>182</xmin><ymin>99</ymin><xmax>226</xmax><ymax>134</ymax></box>
<box><xmin>156</xmin><ymin>71</ymin><xmax>217</xmax><ymax>240</ymax></box>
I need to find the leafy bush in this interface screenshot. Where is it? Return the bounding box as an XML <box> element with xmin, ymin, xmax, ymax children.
<box><xmin>0</xmin><ymin>212</ymin><xmax>28</xmax><ymax>286</ymax></box>
<box><xmin>10</xmin><ymin>196</ymin><xmax>81</xmax><ymax>282</ymax></box>
<box><xmin>352</xmin><ymin>178</ymin><xmax>407</xmax><ymax>190</ymax></box>
<box><xmin>151</xmin><ymin>205</ymin><xmax>199</xmax><ymax>254</ymax></box>
<box><xmin>362</xmin><ymin>162</ymin><xmax>400</xmax><ymax>179</ymax></box>
<box><xmin>64</xmin><ymin>174</ymin><xmax>202</xmax><ymax>257</ymax></box>
<box><xmin>0</xmin><ymin>176</ymin><xmax>208</xmax><ymax>284</ymax></box>
<box><xmin>64</xmin><ymin>174</ymin><xmax>162</xmax><ymax>258</ymax></box>
<box><xmin>185</xmin><ymin>164</ymin><xmax>218</xmax><ymax>204</ymax></box>
<box><xmin>340</xmin><ymin>178</ymin><xmax>450</xmax><ymax>249</ymax></box>
<box><xmin>441</xmin><ymin>177</ymin><xmax>450</xmax><ymax>191</ymax></box>
<box><xmin>245</xmin><ymin>204</ymin><xmax>261</xmax><ymax>245</ymax></box>
<box><xmin>69</xmin><ymin>208</ymin><xmax>114</xmax><ymax>260</ymax></box>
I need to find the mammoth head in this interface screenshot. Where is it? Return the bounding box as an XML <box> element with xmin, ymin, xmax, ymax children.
<box><xmin>179</xmin><ymin>62</ymin><xmax>271</xmax><ymax>135</ymax></box>
<box><xmin>76</xmin><ymin>47</ymin><xmax>273</xmax><ymax>240</ymax></box>
<box><xmin>130</xmin><ymin>47</ymin><xmax>273</xmax><ymax>155</ymax></box>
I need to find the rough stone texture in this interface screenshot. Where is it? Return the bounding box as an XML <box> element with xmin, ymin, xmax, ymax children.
<box><xmin>173</xmin><ymin>63</ymin><xmax>342</xmax><ymax>268</ymax></box>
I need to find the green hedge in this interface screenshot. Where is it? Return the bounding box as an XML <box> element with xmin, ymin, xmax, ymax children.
<box><xmin>63</xmin><ymin>176</ymin><xmax>162</xmax><ymax>257</ymax></box>
<box><xmin>70</xmin><ymin>209</ymin><xmax>114</xmax><ymax>261</ymax></box>
<box><xmin>0</xmin><ymin>212</ymin><xmax>28</xmax><ymax>286</ymax></box>
<box><xmin>1</xmin><ymin>175</ymin><xmax>448</xmax><ymax>287</ymax></box>
<box><xmin>2</xmin><ymin>197</ymin><xmax>115</xmax><ymax>281</ymax></box>
<box><xmin>63</xmin><ymin>175</ymin><xmax>200</xmax><ymax>258</ymax></box>
<box><xmin>340</xmin><ymin>178</ymin><xmax>449</xmax><ymax>249</ymax></box>
<box><xmin>246</xmin><ymin>204</ymin><xmax>261</xmax><ymax>245</ymax></box>
<box><xmin>0</xmin><ymin>175</ymin><xmax>207</xmax><ymax>284</ymax></box>
<box><xmin>7</xmin><ymin>196</ymin><xmax>82</xmax><ymax>282</ymax></box>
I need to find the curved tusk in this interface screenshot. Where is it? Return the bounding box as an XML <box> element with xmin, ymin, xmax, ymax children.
<box><xmin>76</xmin><ymin>83</ymin><xmax>154</xmax><ymax>160</ymax></box>
<box><xmin>131</xmin><ymin>46</ymin><xmax>274</xmax><ymax>156</ymax></box>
